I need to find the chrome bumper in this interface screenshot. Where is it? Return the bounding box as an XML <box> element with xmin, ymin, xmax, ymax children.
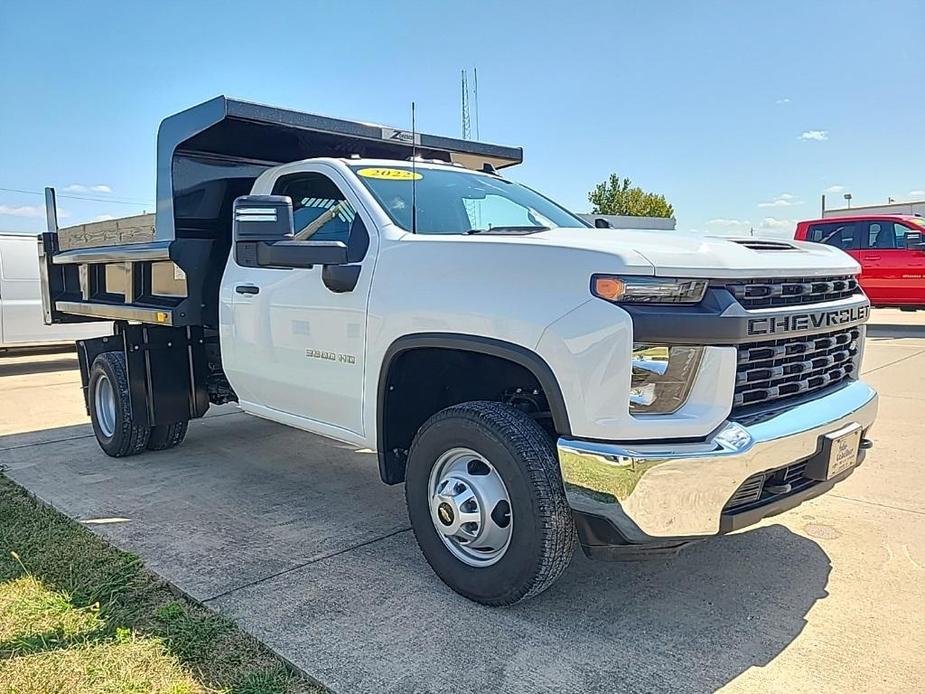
<box><xmin>557</xmin><ymin>380</ymin><xmax>878</xmax><ymax>542</ymax></box>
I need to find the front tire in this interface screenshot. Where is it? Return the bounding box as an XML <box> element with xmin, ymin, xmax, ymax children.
<box><xmin>88</xmin><ymin>352</ymin><xmax>150</xmax><ymax>457</ymax></box>
<box><xmin>405</xmin><ymin>401</ymin><xmax>575</xmax><ymax>606</ymax></box>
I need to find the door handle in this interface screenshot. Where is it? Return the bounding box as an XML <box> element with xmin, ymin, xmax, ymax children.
<box><xmin>864</xmin><ymin>254</ymin><xmax>881</xmax><ymax>260</ymax></box>
<box><xmin>235</xmin><ymin>285</ymin><xmax>260</xmax><ymax>295</ymax></box>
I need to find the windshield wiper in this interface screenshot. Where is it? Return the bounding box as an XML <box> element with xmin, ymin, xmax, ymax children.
<box><xmin>465</xmin><ymin>226</ymin><xmax>550</xmax><ymax>235</ymax></box>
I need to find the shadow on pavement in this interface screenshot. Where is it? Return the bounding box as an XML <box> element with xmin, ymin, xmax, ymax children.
<box><xmin>0</xmin><ymin>355</ymin><xmax>79</xmax><ymax>378</ymax></box>
<box><xmin>0</xmin><ymin>414</ymin><xmax>832</xmax><ymax>694</ymax></box>
<box><xmin>867</xmin><ymin>323</ymin><xmax>925</xmax><ymax>339</ymax></box>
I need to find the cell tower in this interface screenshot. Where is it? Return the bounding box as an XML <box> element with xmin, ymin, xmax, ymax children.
<box><xmin>461</xmin><ymin>69</ymin><xmax>471</xmax><ymax>139</ymax></box>
<box><xmin>461</xmin><ymin>68</ymin><xmax>480</xmax><ymax>140</ymax></box>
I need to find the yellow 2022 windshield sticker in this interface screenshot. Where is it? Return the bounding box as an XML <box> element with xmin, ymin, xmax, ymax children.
<box><xmin>357</xmin><ymin>167</ymin><xmax>422</xmax><ymax>181</ymax></box>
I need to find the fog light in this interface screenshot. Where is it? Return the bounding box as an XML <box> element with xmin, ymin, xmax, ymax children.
<box><xmin>630</xmin><ymin>344</ymin><xmax>703</xmax><ymax>414</ymax></box>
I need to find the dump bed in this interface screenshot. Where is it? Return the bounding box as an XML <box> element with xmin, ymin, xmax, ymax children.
<box><xmin>40</xmin><ymin>95</ymin><xmax>523</xmax><ymax>329</ymax></box>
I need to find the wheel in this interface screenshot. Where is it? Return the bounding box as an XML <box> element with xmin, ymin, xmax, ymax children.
<box><xmin>405</xmin><ymin>401</ymin><xmax>576</xmax><ymax>606</ymax></box>
<box><xmin>147</xmin><ymin>420</ymin><xmax>189</xmax><ymax>451</ymax></box>
<box><xmin>88</xmin><ymin>352</ymin><xmax>150</xmax><ymax>457</ymax></box>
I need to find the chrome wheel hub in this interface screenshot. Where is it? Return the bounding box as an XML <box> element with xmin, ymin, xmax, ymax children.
<box><xmin>428</xmin><ymin>447</ymin><xmax>513</xmax><ymax>567</ymax></box>
<box><xmin>95</xmin><ymin>373</ymin><xmax>117</xmax><ymax>438</ymax></box>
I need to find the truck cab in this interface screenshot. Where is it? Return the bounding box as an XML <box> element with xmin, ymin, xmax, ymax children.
<box><xmin>38</xmin><ymin>97</ymin><xmax>879</xmax><ymax>605</ymax></box>
<box><xmin>795</xmin><ymin>215</ymin><xmax>925</xmax><ymax>309</ymax></box>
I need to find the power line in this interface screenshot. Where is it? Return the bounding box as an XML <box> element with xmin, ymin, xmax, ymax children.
<box><xmin>0</xmin><ymin>186</ymin><xmax>153</xmax><ymax>207</ymax></box>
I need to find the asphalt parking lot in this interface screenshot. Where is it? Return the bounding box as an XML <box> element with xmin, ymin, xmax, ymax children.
<box><xmin>2</xmin><ymin>310</ymin><xmax>924</xmax><ymax>694</ymax></box>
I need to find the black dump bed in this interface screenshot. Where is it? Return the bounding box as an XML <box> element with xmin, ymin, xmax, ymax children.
<box><xmin>40</xmin><ymin>95</ymin><xmax>523</xmax><ymax>329</ymax></box>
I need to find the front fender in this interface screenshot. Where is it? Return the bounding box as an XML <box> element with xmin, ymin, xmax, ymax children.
<box><xmin>536</xmin><ymin>299</ymin><xmax>737</xmax><ymax>442</ymax></box>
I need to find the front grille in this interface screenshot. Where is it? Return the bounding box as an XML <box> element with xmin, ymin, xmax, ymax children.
<box><xmin>733</xmin><ymin>327</ymin><xmax>860</xmax><ymax>413</ymax></box>
<box><xmin>723</xmin><ymin>275</ymin><xmax>860</xmax><ymax>309</ymax></box>
<box><xmin>724</xmin><ymin>461</ymin><xmax>813</xmax><ymax>513</ymax></box>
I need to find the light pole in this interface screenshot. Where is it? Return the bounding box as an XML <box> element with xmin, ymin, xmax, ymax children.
<box><xmin>844</xmin><ymin>193</ymin><xmax>853</xmax><ymax>209</ymax></box>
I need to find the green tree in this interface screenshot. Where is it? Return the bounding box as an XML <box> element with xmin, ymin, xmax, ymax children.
<box><xmin>588</xmin><ymin>173</ymin><xmax>675</xmax><ymax>218</ymax></box>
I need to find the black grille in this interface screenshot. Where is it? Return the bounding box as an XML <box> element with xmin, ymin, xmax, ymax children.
<box><xmin>723</xmin><ymin>275</ymin><xmax>860</xmax><ymax>309</ymax></box>
<box><xmin>733</xmin><ymin>327</ymin><xmax>860</xmax><ymax>413</ymax></box>
<box><xmin>724</xmin><ymin>461</ymin><xmax>813</xmax><ymax>513</ymax></box>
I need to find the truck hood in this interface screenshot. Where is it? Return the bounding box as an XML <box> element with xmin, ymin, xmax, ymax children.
<box><xmin>521</xmin><ymin>227</ymin><xmax>860</xmax><ymax>278</ymax></box>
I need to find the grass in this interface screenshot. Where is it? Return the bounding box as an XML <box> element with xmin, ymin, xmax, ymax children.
<box><xmin>0</xmin><ymin>474</ymin><xmax>325</xmax><ymax>694</ymax></box>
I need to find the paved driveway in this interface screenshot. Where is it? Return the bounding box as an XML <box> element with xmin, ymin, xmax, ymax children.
<box><xmin>2</xmin><ymin>311</ymin><xmax>924</xmax><ymax>693</ymax></box>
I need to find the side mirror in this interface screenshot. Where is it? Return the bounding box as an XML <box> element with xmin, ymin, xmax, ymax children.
<box><xmin>594</xmin><ymin>217</ymin><xmax>612</xmax><ymax>229</ymax></box>
<box><xmin>905</xmin><ymin>230</ymin><xmax>925</xmax><ymax>252</ymax></box>
<box><xmin>234</xmin><ymin>195</ymin><xmax>349</xmax><ymax>269</ymax></box>
<box><xmin>233</xmin><ymin>195</ymin><xmax>294</xmax><ymax>241</ymax></box>
<box><xmin>257</xmin><ymin>240</ymin><xmax>348</xmax><ymax>268</ymax></box>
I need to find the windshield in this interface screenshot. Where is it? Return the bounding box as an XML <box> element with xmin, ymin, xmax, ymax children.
<box><xmin>349</xmin><ymin>165</ymin><xmax>588</xmax><ymax>234</ymax></box>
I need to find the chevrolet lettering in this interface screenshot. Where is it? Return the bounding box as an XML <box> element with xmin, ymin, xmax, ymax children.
<box><xmin>38</xmin><ymin>97</ymin><xmax>878</xmax><ymax>606</ymax></box>
<box><xmin>747</xmin><ymin>305</ymin><xmax>870</xmax><ymax>337</ymax></box>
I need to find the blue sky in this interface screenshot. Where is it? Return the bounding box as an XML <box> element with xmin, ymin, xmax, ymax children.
<box><xmin>1</xmin><ymin>0</ymin><xmax>922</xmax><ymax>236</ymax></box>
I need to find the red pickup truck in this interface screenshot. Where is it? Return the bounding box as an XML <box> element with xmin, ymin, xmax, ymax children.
<box><xmin>795</xmin><ymin>215</ymin><xmax>925</xmax><ymax>309</ymax></box>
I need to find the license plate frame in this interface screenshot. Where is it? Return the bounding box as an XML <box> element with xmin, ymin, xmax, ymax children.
<box><xmin>806</xmin><ymin>423</ymin><xmax>863</xmax><ymax>481</ymax></box>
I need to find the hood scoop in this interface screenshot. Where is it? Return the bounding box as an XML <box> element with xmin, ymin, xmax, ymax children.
<box><xmin>729</xmin><ymin>238</ymin><xmax>798</xmax><ymax>251</ymax></box>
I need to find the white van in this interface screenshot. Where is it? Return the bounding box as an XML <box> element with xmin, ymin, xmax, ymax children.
<box><xmin>0</xmin><ymin>232</ymin><xmax>110</xmax><ymax>348</ymax></box>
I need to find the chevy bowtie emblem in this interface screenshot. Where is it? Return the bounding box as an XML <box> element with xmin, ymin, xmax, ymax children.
<box><xmin>437</xmin><ymin>503</ymin><xmax>454</xmax><ymax>526</ymax></box>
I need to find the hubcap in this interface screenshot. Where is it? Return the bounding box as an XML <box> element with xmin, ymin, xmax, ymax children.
<box><xmin>428</xmin><ymin>447</ymin><xmax>513</xmax><ymax>567</ymax></box>
<box><xmin>95</xmin><ymin>373</ymin><xmax>117</xmax><ymax>438</ymax></box>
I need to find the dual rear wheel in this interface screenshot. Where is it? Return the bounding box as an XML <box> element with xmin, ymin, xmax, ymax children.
<box><xmin>88</xmin><ymin>352</ymin><xmax>188</xmax><ymax>457</ymax></box>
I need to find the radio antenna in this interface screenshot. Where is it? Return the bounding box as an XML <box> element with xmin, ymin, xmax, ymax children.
<box><xmin>411</xmin><ymin>101</ymin><xmax>418</xmax><ymax>234</ymax></box>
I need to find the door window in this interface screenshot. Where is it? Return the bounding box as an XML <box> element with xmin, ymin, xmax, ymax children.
<box><xmin>807</xmin><ymin>222</ymin><xmax>859</xmax><ymax>250</ymax></box>
<box><xmin>271</xmin><ymin>172</ymin><xmax>369</xmax><ymax>261</ymax></box>
<box><xmin>863</xmin><ymin>222</ymin><xmax>913</xmax><ymax>250</ymax></box>
<box><xmin>273</xmin><ymin>173</ymin><xmax>356</xmax><ymax>244</ymax></box>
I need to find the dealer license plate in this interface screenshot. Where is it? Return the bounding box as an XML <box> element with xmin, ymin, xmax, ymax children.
<box><xmin>823</xmin><ymin>425</ymin><xmax>862</xmax><ymax>480</ymax></box>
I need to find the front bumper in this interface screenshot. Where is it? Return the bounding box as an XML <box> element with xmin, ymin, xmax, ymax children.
<box><xmin>557</xmin><ymin>380</ymin><xmax>878</xmax><ymax>550</ymax></box>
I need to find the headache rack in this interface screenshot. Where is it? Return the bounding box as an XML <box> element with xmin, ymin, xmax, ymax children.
<box><xmin>39</xmin><ymin>95</ymin><xmax>523</xmax><ymax>330</ymax></box>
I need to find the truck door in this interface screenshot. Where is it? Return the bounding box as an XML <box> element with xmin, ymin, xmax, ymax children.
<box><xmin>859</xmin><ymin>221</ymin><xmax>925</xmax><ymax>305</ymax></box>
<box><xmin>222</xmin><ymin>167</ymin><xmax>376</xmax><ymax>437</ymax></box>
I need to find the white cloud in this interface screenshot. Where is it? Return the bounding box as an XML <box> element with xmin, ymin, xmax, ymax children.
<box><xmin>703</xmin><ymin>217</ymin><xmax>796</xmax><ymax>238</ymax></box>
<box><xmin>93</xmin><ymin>214</ymin><xmax>116</xmax><ymax>222</ymax></box>
<box><xmin>0</xmin><ymin>204</ymin><xmax>69</xmax><ymax>219</ymax></box>
<box><xmin>758</xmin><ymin>193</ymin><xmax>802</xmax><ymax>208</ymax></box>
<box><xmin>0</xmin><ymin>204</ymin><xmax>45</xmax><ymax>218</ymax></box>
<box><xmin>799</xmin><ymin>130</ymin><xmax>828</xmax><ymax>141</ymax></box>
<box><xmin>776</xmin><ymin>97</ymin><xmax>791</xmax><ymax>104</ymax></box>
<box><xmin>759</xmin><ymin>217</ymin><xmax>796</xmax><ymax>230</ymax></box>
<box><xmin>824</xmin><ymin>185</ymin><xmax>845</xmax><ymax>193</ymax></box>
<box><xmin>63</xmin><ymin>184</ymin><xmax>113</xmax><ymax>194</ymax></box>
<box><xmin>706</xmin><ymin>218</ymin><xmax>750</xmax><ymax>228</ymax></box>
<box><xmin>909</xmin><ymin>190</ymin><xmax>925</xmax><ymax>197</ymax></box>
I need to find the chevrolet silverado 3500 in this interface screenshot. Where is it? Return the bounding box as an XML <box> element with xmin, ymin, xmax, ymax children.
<box><xmin>38</xmin><ymin>97</ymin><xmax>878</xmax><ymax>605</ymax></box>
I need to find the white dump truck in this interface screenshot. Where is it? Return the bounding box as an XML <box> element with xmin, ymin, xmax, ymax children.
<box><xmin>38</xmin><ymin>97</ymin><xmax>877</xmax><ymax>605</ymax></box>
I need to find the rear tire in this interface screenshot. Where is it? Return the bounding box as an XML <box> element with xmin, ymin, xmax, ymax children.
<box><xmin>405</xmin><ymin>401</ymin><xmax>575</xmax><ymax>606</ymax></box>
<box><xmin>146</xmin><ymin>421</ymin><xmax>189</xmax><ymax>451</ymax></box>
<box><xmin>88</xmin><ymin>352</ymin><xmax>150</xmax><ymax>457</ymax></box>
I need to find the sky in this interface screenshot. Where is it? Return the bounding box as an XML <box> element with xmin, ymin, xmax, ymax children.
<box><xmin>1</xmin><ymin>0</ymin><xmax>923</xmax><ymax>238</ymax></box>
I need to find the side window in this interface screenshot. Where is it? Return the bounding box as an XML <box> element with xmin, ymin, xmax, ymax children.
<box><xmin>273</xmin><ymin>173</ymin><xmax>356</xmax><ymax>245</ymax></box>
<box><xmin>893</xmin><ymin>223</ymin><xmax>912</xmax><ymax>250</ymax></box>
<box><xmin>866</xmin><ymin>222</ymin><xmax>898</xmax><ymax>249</ymax></box>
<box><xmin>863</xmin><ymin>222</ymin><xmax>911</xmax><ymax>250</ymax></box>
<box><xmin>808</xmin><ymin>222</ymin><xmax>858</xmax><ymax>250</ymax></box>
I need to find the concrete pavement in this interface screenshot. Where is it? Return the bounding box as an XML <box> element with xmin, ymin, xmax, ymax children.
<box><xmin>1</xmin><ymin>310</ymin><xmax>924</xmax><ymax>693</ymax></box>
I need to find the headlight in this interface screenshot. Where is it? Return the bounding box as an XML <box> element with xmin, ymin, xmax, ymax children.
<box><xmin>592</xmin><ymin>275</ymin><xmax>707</xmax><ymax>304</ymax></box>
<box><xmin>630</xmin><ymin>344</ymin><xmax>703</xmax><ymax>414</ymax></box>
